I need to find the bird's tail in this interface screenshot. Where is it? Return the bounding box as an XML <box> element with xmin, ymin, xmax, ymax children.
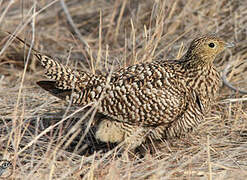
<box><xmin>5</xmin><ymin>31</ymin><xmax>105</xmax><ymax>104</ymax></box>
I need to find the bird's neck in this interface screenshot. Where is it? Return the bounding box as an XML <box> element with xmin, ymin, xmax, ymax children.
<box><xmin>179</xmin><ymin>58</ymin><xmax>221</xmax><ymax>113</ymax></box>
<box><xmin>181</xmin><ymin>53</ymin><xmax>215</xmax><ymax>69</ymax></box>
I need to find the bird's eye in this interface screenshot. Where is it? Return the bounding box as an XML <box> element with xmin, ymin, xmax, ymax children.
<box><xmin>208</xmin><ymin>42</ymin><xmax>215</xmax><ymax>48</ymax></box>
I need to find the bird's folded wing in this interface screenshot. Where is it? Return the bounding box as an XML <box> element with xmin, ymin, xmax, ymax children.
<box><xmin>96</xmin><ymin>62</ymin><xmax>188</xmax><ymax>126</ymax></box>
<box><xmin>36</xmin><ymin>54</ymin><xmax>188</xmax><ymax>127</ymax></box>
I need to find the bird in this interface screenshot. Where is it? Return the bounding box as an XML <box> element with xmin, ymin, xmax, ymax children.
<box><xmin>9</xmin><ymin>33</ymin><xmax>233</xmax><ymax>149</ymax></box>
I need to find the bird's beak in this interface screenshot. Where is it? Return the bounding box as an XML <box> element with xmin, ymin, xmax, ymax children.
<box><xmin>225</xmin><ymin>42</ymin><xmax>235</xmax><ymax>48</ymax></box>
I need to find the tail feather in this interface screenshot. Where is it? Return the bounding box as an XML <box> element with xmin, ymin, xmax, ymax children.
<box><xmin>6</xmin><ymin>31</ymin><xmax>107</xmax><ymax>105</ymax></box>
<box><xmin>35</xmin><ymin>52</ymin><xmax>106</xmax><ymax>105</ymax></box>
<box><xmin>37</xmin><ymin>81</ymin><xmax>72</xmax><ymax>100</ymax></box>
<box><xmin>6</xmin><ymin>31</ymin><xmax>93</xmax><ymax>86</ymax></box>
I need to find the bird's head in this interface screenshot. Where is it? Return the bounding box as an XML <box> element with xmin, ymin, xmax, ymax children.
<box><xmin>183</xmin><ymin>36</ymin><xmax>234</xmax><ymax>67</ymax></box>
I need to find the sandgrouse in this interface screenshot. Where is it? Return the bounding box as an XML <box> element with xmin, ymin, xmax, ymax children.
<box><xmin>13</xmin><ymin>35</ymin><xmax>233</xmax><ymax>149</ymax></box>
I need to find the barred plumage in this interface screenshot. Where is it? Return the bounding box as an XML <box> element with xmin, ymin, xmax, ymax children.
<box><xmin>25</xmin><ymin>35</ymin><xmax>232</xmax><ymax>149</ymax></box>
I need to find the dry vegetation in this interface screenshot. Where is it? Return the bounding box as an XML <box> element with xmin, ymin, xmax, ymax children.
<box><xmin>0</xmin><ymin>0</ymin><xmax>247</xmax><ymax>179</ymax></box>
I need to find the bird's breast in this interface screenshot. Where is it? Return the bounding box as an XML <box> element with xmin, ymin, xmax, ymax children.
<box><xmin>185</xmin><ymin>66</ymin><xmax>221</xmax><ymax>114</ymax></box>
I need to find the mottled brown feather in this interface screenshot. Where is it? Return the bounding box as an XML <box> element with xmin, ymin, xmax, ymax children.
<box><xmin>35</xmin><ymin>36</ymin><xmax>228</xmax><ymax>145</ymax></box>
<box><xmin>9</xmin><ymin>33</ymin><xmax>230</xmax><ymax>149</ymax></box>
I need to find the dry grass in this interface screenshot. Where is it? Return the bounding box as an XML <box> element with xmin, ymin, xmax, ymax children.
<box><xmin>0</xmin><ymin>0</ymin><xmax>247</xmax><ymax>179</ymax></box>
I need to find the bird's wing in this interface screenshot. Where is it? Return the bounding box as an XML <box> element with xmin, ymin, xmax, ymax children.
<box><xmin>34</xmin><ymin>48</ymin><xmax>188</xmax><ymax>127</ymax></box>
<box><xmin>96</xmin><ymin>61</ymin><xmax>189</xmax><ymax>126</ymax></box>
<box><xmin>37</xmin><ymin>56</ymin><xmax>188</xmax><ymax>127</ymax></box>
<box><xmin>7</xmin><ymin>31</ymin><xmax>188</xmax><ymax>124</ymax></box>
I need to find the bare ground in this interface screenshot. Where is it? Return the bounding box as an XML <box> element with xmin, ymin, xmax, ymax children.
<box><xmin>0</xmin><ymin>0</ymin><xmax>247</xmax><ymax>179</ymax></box>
